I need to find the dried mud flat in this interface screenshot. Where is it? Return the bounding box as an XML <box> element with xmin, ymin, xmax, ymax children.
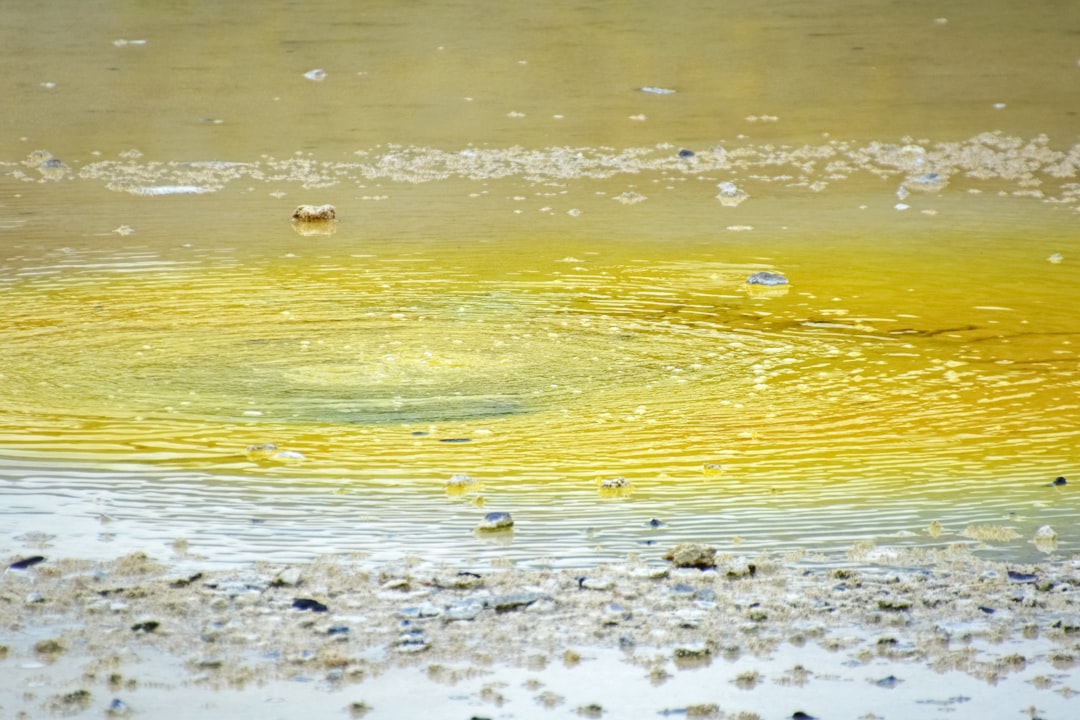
<box><xmin>2</xmin><ymin>548</ymin><xmax>1079</xmax><ymax>719</ymax></box>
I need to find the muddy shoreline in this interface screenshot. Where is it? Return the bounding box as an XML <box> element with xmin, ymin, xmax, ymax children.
<box><xmin>3</xmin><ymin>547</ymin><xmax>1078</xmax><ymax>718</ymax></box>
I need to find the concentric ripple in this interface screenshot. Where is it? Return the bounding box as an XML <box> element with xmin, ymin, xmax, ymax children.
<box><xmin>1</xmin><ymin>238</ymin><xmax>1078</xmax><ymax>566</ymax></box>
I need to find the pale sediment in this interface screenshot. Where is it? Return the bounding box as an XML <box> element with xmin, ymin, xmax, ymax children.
<box><xmin>2</xmin><ymin>549</ymin><xmax>1078</xmax><ymax>718</ymax></box>
<box><xmin>6</xmin><ymin>132</ymin><xmax>1080</xmax><ymax>210</ymax></box>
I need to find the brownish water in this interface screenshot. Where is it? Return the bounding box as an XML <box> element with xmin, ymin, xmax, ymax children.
<box><xmin>1</xmin><ymin>0</ymin><xmax>1078</xmax><ymax>570</ymax></box>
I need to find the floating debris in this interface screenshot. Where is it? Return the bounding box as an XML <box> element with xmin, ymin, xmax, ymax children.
<box><xmin>245</xmin><ymin>443</ymin><xmax>278</xmax><ymax>460</ymax></box>
<box><xmin>304</xmin><ymin>68</ymin><xmax>328</xmax><ymax>82</ymax></box>
<box><xmin>639</xmin><ymin>86</ymin><xmax>676</xmax><ymax>94</ymax></box>
<box><xmin>903</xmin><ymin>171</ymin><xmax>948</xmax><ymax>192</ymax></box>
<box><xmin>715</xmin><ymin>181</ymin><xmax>749</xmax><ymax>207</ymax></box>
<box><xmin>1047</xmin><ymin>253</ymin><xmax>1064</xmax><ymax>264</ymax></box>
<box><xmin>122</xmin><ymin>185</ymin><xmax>216</xmax><ymax>196</ymax></box>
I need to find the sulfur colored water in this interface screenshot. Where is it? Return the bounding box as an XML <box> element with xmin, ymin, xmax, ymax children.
<box><xmin>1</xmin><ymin>0</ymin><xmax>1078</xmax><ymax>570</ymax></box>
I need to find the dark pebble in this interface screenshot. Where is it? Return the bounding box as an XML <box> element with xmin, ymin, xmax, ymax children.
<box><xmin>648</xmin><ymin>518</ymin><xmax>666</xmax><ymax>527</ymax></box>
<box><xmin>1007</xmin><ymin>570</ymin><xmax>1038</xmax><ymax>582</ymax></box>
<box><xmin>131</xmin><ymin>621</ymin><xmax>160</xmax><ymax>633</ymax></box>
<box><xmin>8</xmin><ymin>555</ymin><xmax>46</xmax><ymax>570</ymax></box>
<box><xmin>327</xmin><ymin>625</ymin><xmax>349</xmax><ymax>636</ymax></box>
<box><xmin>439</xmin><ymin>438</ymin><xmax>471</xmax><ymax>443</ymax></box>
<box><xmin>411</xmin><ymin>431</ymin><xmax>429</xmax><ymax>436</ymax></box>
<box><xmin>292</xmin><ymin>598</ymin><xmax>329</xmax><ymax>613</ymax></box>
<box><xmin>978</xmin><ymin>606</ymin><xmax>996</xmax><ymax>614</ymax></box>
<box><xmin>791</xmin><ymin>713</ymin><xmax>818</xmax><ymax>720</ymax></box>
<box><xmin>1051</xmin><ymin>476</ymin><xmax>1067</xmax><ymax>486</ymax></box>
<box><xmin>678</xmin><ymin>149</ymin><xmax>695</xmax><ymax>157</ymax></box>
<box><xmin>874</xmin><ymin>675</ymin><xmax>902</xmax><ymax>688</ymax></box>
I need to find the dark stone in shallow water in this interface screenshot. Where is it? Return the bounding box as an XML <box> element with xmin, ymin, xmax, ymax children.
<box><xmin>678</xmin><ymin>149</ymin><xmax>695</xmax><ymax>157</ymax></box>
<box><xmin>439</xmin><ymin>438</ymin><xmax>471</xmax><ymax>443</ymax></box>
<box><xmin>1051</xmin><ymin>476</ymin><xmax>1068</xmax><ymax>486</ymax></box>
<box><xmin>747</xmin><ymin>271</ymin><xmax>789</xmax><ymax>286</ymax></box>
<box><xmin>1007</xmin><ymin>570</ymin><xmax>1037</xmax><ymax>583</ymax></box>
<box><xmin>292</xmin><ymin>598</ymin><xmax>329</xmax><ymax>613</ymax></box>
<box><xmin>8</xmin><ymin>555</ymin><xmax>45</xmax><ymax>570</ymax></box>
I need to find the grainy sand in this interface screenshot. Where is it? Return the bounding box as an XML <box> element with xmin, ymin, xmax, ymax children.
<box><xmin>2</xmin><ymin>547</ymin><xmax>1078</xmax><ymax>719</ymax></box>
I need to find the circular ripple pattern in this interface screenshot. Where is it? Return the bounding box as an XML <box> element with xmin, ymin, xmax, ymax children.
<box><xmin>1</xmin><ymin>244</ymin><xmax>1077</xmax><ymax>566</ymax></box>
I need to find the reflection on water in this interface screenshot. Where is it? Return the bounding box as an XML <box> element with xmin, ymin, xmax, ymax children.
<box><xmin>0</xmin><ymin>0</ymin><xmax>1078</xmax><ymax>568</ymax></box>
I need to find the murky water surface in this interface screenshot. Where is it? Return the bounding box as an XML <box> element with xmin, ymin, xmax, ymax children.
<box><xmin>1</xmin><ymin>0</ymin><xmax>1078</xmax><ymax>570</ymax></box>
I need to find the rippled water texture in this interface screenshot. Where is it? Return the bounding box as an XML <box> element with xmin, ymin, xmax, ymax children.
<box><xmin>1</xmin><ymin>0</ymin><xmax>1078</xmax><ymax>568</ymax></box>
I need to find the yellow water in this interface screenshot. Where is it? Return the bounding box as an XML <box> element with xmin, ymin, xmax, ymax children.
<box><xmin>1</xmin><ymin>0</ymin><xmax>1078</xmax><ymax>567</ymax></box>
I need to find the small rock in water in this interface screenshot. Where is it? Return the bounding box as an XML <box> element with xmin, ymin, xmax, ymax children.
<box><xmin>304</xmin><ymin>68</ymin><xmax>328</xmax><ymax>82</ymax></box>
<box><xmin>477</xmin><ymin>511</ymin><xmax>514</xmax><ymax>531</ymax></box>
<box><xmin>1050</xmin><ymin>476</ymin><xmax>1067</xmax><ymax>486</ymax></box>
<box><xmin>678</xmin><ymin>149</ymin><xmax>695</xmax><ymax>157</ymax></box>
<box><xmin>445</xmin><ymin>473</ymin><xmax>479</xmax><ymax>495</ymax></box>
<box><xmin>291</xmin><ymin>204</ymin><xmax>336</xmax><ymax>222</ymax></box>
<box><xmin>715</xmin><ymin>181</ymin><xmax>749</xmax><ymax>207</ymax></box>
<box><xmin>746</xmin><ymin>271</ymin><xmax>789</xmax><ymax>286</ymax></box>
<box><xmin>663</xmin><ymin>543</ymin><xmax>718</xmax><ymax>569</ymax></box>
